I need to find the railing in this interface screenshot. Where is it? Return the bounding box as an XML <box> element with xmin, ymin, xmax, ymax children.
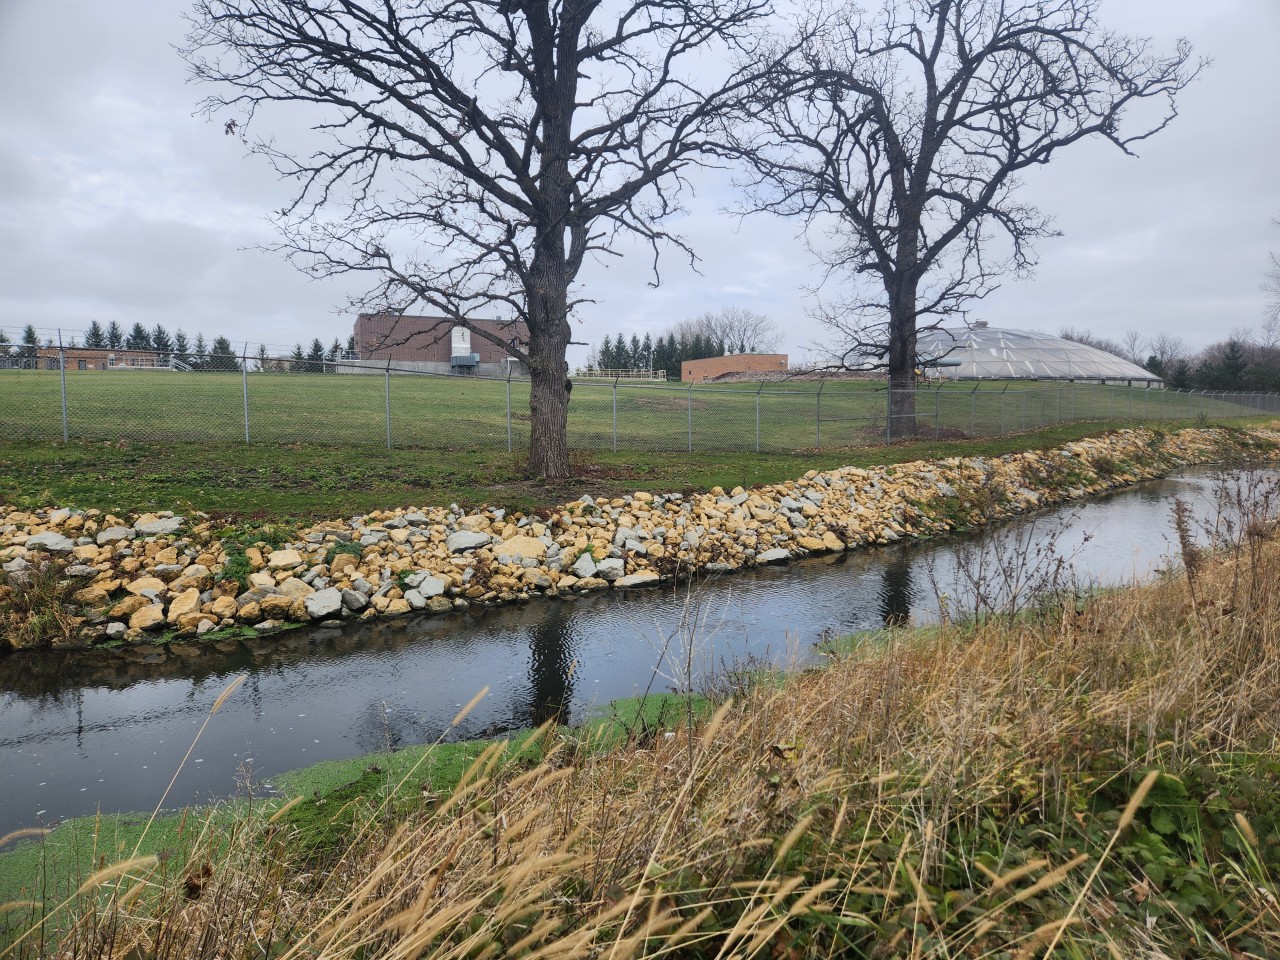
<box><xmin>572</xmin><ymin>367</ymin><xmax>668</xmax><ymax>381</ymax></box>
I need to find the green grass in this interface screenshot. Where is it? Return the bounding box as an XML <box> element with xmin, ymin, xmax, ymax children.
<box><xmin>0</xmin><ymin>369</ymin><xmax>1265</xmax><ymax>454</ymax></box>
<box><xmin>3</xmin><ymin>417</ymin><xmax>1277</xmax><ymax>523</ymax></box>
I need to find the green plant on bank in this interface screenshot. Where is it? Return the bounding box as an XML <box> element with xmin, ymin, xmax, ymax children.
<box><xmin>0</xmin><ymin>557</ymin><xmax>89</xmax><ymax>652</ymax></box>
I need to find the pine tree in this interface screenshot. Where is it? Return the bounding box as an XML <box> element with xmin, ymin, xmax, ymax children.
<box><xmin>255</xmin><ymin>343</ymin><xmax>270</xmax><ymax>372</ymax></box>
<box><xmin>151</xmin><ymin>325</ymin><xmax>174</xmax><ymax>361</ymax></box>
<box><xmin>174</xmin><ymin>330</ymin><xmax>191</xmax><ymax>368</ymax></box>
<box><xmin>326</xmin><ymin>338</ymin><xmax>341</xmax><ymax>370</ymax></box>
<box><xmin>207</xmin><ymin>336</ymin><xmax>241</xmax><ymax>372</ymax></box>
<box><xmin>290</xmin><ymin>343</ymin><xmax>305</xmax><ymax>372</ymax></box>
<box><xmin>125</xmin><ymin>322</ymin><xmax>153</xmax><ymax>352</ymax></box>
<box><xmin>84</xmin><ymin>321</ymin><xmax>106</xmax><ymax>348</ymax></box>
<box><xmin>597</xmin><ymin>334</ymin><xmax>613</xmax><ymax>371</ymax></box>
<box><xmin>105</xmin><ymin>321</ymin><xmax>124</xmax><ymax>350</ymax></box>
<box><xmin>192</xmin><ymin>333</ymin><xmax>208</xmax><ymax>370</ymax></box>
<box><xmin>641</xmin><ymin>333</ymin><xmax>653</xmax><ymax>370</ymax></box>
<box><xmin>306</xmin><ymin>337</ymin><xmax>326</xmax><ymax>373</ymax></box>
<box><xmin>628</xmin><ymin>334</ymin><xmax>642</xmax><ymax>370</ymax></box>
<box><xmin>21</xmin><ymin>324</ymin><xmax>39</xmax><ymax>360</ymax></box>
<box><xmin>345</xmin><ymin>334</ymin><xmax>356</xmax><ymax>357</ymax></box>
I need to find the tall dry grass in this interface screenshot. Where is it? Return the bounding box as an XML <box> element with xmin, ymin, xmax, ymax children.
<box><xmin>9</xmin><ymin>472</ymin><xmax>1280</xmax><ymax>959</ymax></box>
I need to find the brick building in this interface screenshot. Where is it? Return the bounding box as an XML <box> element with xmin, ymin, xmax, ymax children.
<box><xmin>681</xmin><ymin>353</ymin><xmax>789</xmax><ymax>383</ymax></box>
<box><xmin>23</xmin><ymin>347</ymin><xmax>163</xmax><ymax>371</ymax></box>
<box><xmin>353</xmin><ymin>314</ymin><xmax>528</xmax><ymax>375</ymax></box>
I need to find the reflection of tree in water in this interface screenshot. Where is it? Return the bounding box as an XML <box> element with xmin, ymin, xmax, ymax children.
<box><xmin>522</xmin><ymin>603</ymin><xmax>578</xmax><ymax>727</ymax></box>
<box><xmin>878</xmin><ymin>548</ymin><xmax>914</xmax><ymax>627</ymax></box>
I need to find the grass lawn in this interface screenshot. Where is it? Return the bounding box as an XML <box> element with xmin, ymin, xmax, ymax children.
<box><xmin>0</xmin><ymin>369</ymin><xmax>1264</xmax><ymax>454</ymax></box>
<box><xmin>4</xmin><ymin>417</ymin><xmax>1277</xmax><ymax>521</ymax></box>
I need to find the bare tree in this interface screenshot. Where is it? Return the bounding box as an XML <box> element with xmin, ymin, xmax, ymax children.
<box><xmin>1263</xmin><ymin>216</ymin><xmax>1280</xmax><ymax>342</ymax></box>
<box><xmin>668</xmin><ymin>306</ymin><xmax>782</xmax><ymax>352</ymax></box>
<box><xmin>1120</xmin><ymin>330</ymin><xmax>1145</xmax><ymax>365</ymax></box>
<box><xmin>1147</xmin><ymin>331</ymin><xmax>1188</xmax><ymax>373</ymax></box>
<box><xmin>737</xmin><ymin>0</ymin><xmax>1199</xmax><ymax>431</ymax></box>
<box><xmin>184</xmin><ymin>0</ymin><xmax>777</xmax><ymax>478</ymax></box>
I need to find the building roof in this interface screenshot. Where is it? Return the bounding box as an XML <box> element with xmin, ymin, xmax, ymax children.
<box><xmin>916</xmin><ymin>324</ymin><xmax>1160</xmax><ymax>382</ymax></box>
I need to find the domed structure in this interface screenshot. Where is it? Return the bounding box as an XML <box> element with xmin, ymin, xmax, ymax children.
<box><xmin>916</xmin><ymin>323</ymin><xmax>1160</xmax><ymax>383</ymax></box>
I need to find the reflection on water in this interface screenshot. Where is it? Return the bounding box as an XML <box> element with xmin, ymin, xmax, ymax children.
<box><xmin>0</xmin><ymin>466</ymin><xmax>1270</xmax><ymax>836</ymax></box>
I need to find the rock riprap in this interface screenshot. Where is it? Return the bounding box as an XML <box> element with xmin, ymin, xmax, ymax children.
<box><xmin>0</xmin><ymin>428</ymin><xmax>1276</xmax><ymax>650</ymax></box>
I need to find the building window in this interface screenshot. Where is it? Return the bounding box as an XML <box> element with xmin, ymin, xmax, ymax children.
<box><xmin>78</xmin><ymin>360</ymin><xmax>87</xmax><ymax>370</ymax></box>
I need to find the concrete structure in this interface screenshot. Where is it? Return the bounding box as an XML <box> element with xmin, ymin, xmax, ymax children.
<box><xmin>681</xmin><ymin>353</ymin><xmax>789</xmax><ymax>383</ymax></box>
<box><xmin>353</xmin><ymin>313</ymin><xmax>528</xmax><ymax>376</ymax></box>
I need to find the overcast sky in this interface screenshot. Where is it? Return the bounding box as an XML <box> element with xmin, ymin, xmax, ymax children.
<box><xmin>1</xmin><ymin>0</ymin><xmax>1277</xmax><ymax>366</ymax></box>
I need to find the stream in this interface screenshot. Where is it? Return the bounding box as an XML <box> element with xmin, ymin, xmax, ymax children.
<box><xmin>0</xmin><ymin>466</ymin><xmax>1269</xmax><ymax>838</ymax></box>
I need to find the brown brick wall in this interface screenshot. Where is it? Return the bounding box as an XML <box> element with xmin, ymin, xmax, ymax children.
<box><xmin>681</xmin><ymin>354</ymin><xmax>789</xmax><ymax>382</ymax></box>
<box><xmin>354</xmin><ymin>314</ymin><xmax>527</xmax><ymax>363</ymax></box>
<box><xmin>33</xmin><ymin>347</ymin><xmax>160</xmax><ymax>371</ymax></box>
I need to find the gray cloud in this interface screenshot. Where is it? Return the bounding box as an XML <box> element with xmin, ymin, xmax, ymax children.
<box><xmin>1</xmin><ymin>0</ymin><xmax>1277</xmax><ymax>366</ymax></box>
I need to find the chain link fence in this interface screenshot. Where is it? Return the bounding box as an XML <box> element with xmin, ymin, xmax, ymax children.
<box><xmin>1</xmin><ymin>346</ymin><xmax>1276</xmax><ymax>454</ymax></box>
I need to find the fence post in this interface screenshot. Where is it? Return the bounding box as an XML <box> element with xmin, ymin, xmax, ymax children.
<box><xmin>970</xmin><ymin>384</ymin><xmax>978</xmax><ymax>435</ymax></box>
<box><xmin>747</xmin><ymin>381</ymin><xmax>757</xmax><ymax>453</ymax></box>
<box><xmin>57</xmin><ymin>331</ymin><xmax>69</xmax><ymax>443</ymax></box>
<box><xmin>686</xmin><ymin>381</ymin><xmax>693</xmax><ymax>453</ymax></box>
<box><xmin>1000</xmin><ymin>384</ymin><xmax>1009</xmax><ymax>434</ymax></box>
<box><xmin>385</xmin><ymin>359</ymin><xmax>392</xmax><ymax>450</ymax></box>
<box><xmin>612</xmin><ymin>376</ymin><xmax>619</xmax><ymax>453</ymax></box>
<box><xmin>934</xmin><ymin>384</ymin><xmax>941</xmax><ymax>436</ymax></box>
<box><xmin>506</xmin><ymin>367</ymin><xmax>513</xmax><ymax>453</ymax></box>
<box><xmin>241</xmin><ymin>342</ymin><xmax>251</xmax><ymax>443</ymax></box>
<box><xmin>815</xmin><ymin>378</ymin><xmax>825</xmax><ymax>448</ymax></box>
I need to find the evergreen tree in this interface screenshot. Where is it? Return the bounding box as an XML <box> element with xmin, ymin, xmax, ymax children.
<box><xmin>345</xmin><ymin>334</ymin><xmax>356</xmax><ymax>357</ymax></box>
<box><xmin>0</xmin><ymin>329</ymin><xmax>11</xmax><ymax>359</ymax></box>
<box><xmin>628</xmin><ymin>334</ymin><xmax>642</xmax><ymax>370</ymax></box>
<box><xmin>290</xmin><ymin>343</ymin><xmax>305</xmax><ymax>372</ymax></box>
<box><xmin>641</xmin><ymin>333</ymin><xmax>653</xmax><ymax>370</ymax></box>
<box><xmin>255</xmin><ymin>343</ymin><xmax>270</xmax><ymax>372</ymax></box>
<box><xmin>192</xmin><ymin>333</ymin><xmax>209</xmax><ymax>370</ymax></box>
<box><xmin>84</xmin><ymin>321</ymin><xmax>106</xmax><ymax>348</ymax></box>
<box><xmin>597</xmin><ymin>334</ymin><xmax>613</xmax><ymax>370</ymax></box>
<box><xmin>125</xmin><ymin>322</ymin><xmax>153</xmax><ymax>351</ymax></box>
<box><xmin>306</xmin><ymin>337</ymin><xmax>326</xmax><ymax>373</ymax></box>
<box><xmin>174</xmin><ymin>329</ymin><xmax>191</xmax><ymax>368</ymax></box>
<box><xmin>206</xmin><ymin>336</ymin><xmax>241</xmax><ymax>372</ymax></box>
<box><xmin>652</xmin><ymin>335</ymin><xmax>669</xmax><ymax>379</ymax></box>
<box><xmin>326</xmin><ymin>338</ymin><xmax>342</xmax><ymax>370</ymax></box>
<box><xmin>21</xmin><ymin>324</ymin><xmax>39</xmax><ymax>360</ymax></box>
<box><xmin>151</xmin><ymin>324</ymin><xmax>174</xmax><ymax>361</ymax></box>
<box><xmin>105</xmin><ymin>321</ymin><xmax>124</xmax><ymax>350</ymax></box>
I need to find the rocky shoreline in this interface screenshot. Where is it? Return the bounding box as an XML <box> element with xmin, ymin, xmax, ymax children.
<box><xmin>2</xmin><ymin>427</ymin><xmax>1276</xmax><ymax>652</ymax></box>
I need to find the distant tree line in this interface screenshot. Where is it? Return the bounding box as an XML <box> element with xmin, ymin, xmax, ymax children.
<box><xmin>588</xmin><ymin>307</ymin><xmax>781</xmax><ymax>380</ymax></box>
<box><xmin>0</xmin><ymin>323</ymin><xmax>357</xmax><ymax>374</ymax></box>
<box><xmin>1061</xmin><ymin>323</ymin><xmax>1280</xmax><ymax>392</ymax></box>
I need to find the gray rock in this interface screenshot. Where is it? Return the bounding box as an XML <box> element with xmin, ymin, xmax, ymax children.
<box><xmin>64</xmin><ymin>564</ymin><xmax>99</xmax><ymax>578</ymax></box>
<box><xmin>728</xmin><ymin>493</ymin><xmax>750</xmax><ymax>506</ymax></box>
<box><xmin>756</xmin><ymin>548</ymin><xmax>791</xmax><ymax>564</ymax></box>
<box><xmin>404</xmin><ymin>589</ymin><xmax>427</xmax><ymax>610</ymax></box>
<box><xmin>624</xmin><ymin>539</ymin><xmax>647</xmax><ymax>555</ymax></box>
<box><xmin>779</xmin><ymin>496</ymin><xmax>805</xmax><ymax>512</ymax></box>
<box><xmin>47</xmin><ymin>508</ymin><xmax>72</xmax><ymax>525</ymax></box>
<box><xmin>613</xmin><ymin>526</ymin><xmax>635</xmax><ymax>547</ymax></box>
<box><xmin>447</xmin><ymin>531</ymin><xmax>491</xmax><ymax>553</ymax></box>
<box><xmin>196</xmin><ymin>619</ymin><xmax>218</xmax><ymax>635</ymax></box>
<box><xmin>596</xmin><ymin>558</ymin><xmax>625</xmax><ymax>581</ymax></box>
<box><xmin>134</xmin><ymin>517</ymin><xmax>184</xmax><ymax>537</ymax></box>
<box><xmin>704</xmin><ymin>562</ymin><xmax>736</xmax><ymax>573</ymax></box>
<box><xmin>304</xmin><ymin>532</ymin><xmax>326</xmax><ymax>544</ymax></box>
<box><xmin>803</xmin><ymin>490</ymin><xmax>826</xmax><ymax>505</ymax></box>
<box><xmin>351</xmin><ymin>577</ymin><xmax>375</xmax><ymax>595</ymax></box>
<box><xmin>104</xmin><ymin>622</ymin><xmax>127</xmax><ymax>638</ymax></box>
<box><xmin>153</xmin><ymin>563</ymin><xmax>186</xmax><ymax>579</ymax></box>
<box><xmin>404</xmin><ymin>572</ymin><xmax>446</xmax><ymax>597</ymax></box>
<box><xmin>341</xmin><ymin>589</ymin><xmax>369</xmax><ymax>612</ymax></box>
<box><xmin>304</xmin><ymin>588</ymin><xmax>344</xmax><ymax>619</ymax></box>
<box><xmin>26</xmin><ymin>531</ymin><xmax>75</xmax><ymax>553</ymax></box>
<box><xmin>359</xmin><ymin>531</ymin><xmax>389</xmax><ymax>546</ymax></box>
<box><xmin>383</xmin><ymin>517</ymin><xmax>408</xmax><ymax>529</ymax></box>
<box><xmin>2</xmin><ymin>556</ymin><xmax>29</xmax><ymax>573</ymax></box>
<box><xmin>571</xmin><ymin>552</ymin><xmax>597</xmax><ymax>578</ymax></box>
<box><xmin>254</xmin><ymin>620</ymin><xmax>281</xmax><ymax>633</ymax></box>
<box><xmin>236</xmin><ymin>585</ymin><xmax>279</xmax><ymax>608</ymax></box>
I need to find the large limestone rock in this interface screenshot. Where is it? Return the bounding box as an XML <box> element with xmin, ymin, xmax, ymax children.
<box><xmin>447</xmin><ymin>531</ymin><xmax>491</xmax><ymax>553</ymax></box>
<box><xmin>166</xmin><ymin>588</ymin><xmax>202</xmax><ymax>624</ymax></box>
<box><xmin>26</xmin><ymin>532</ymin><xmax>75</xmax><ymax>553</ymax></box>
<box><xmin>276</xmin><ymin>577</ymin><xmax>315</xmax><ymax>600</ymax></box>
<box><xmin>267</xmin><ymin>549</ymin><xmax>304</xmax><ymax>570</ymax></box>
<box><xmin>614</xmin><ymin>571</ymin><xmax>660</xmax><ymax>588</ymax></box>
<box><xmin>495</xmin><ymin>536</ymin><xmax>547</xmax><ymax>561</ymax></box>
<box><xmin>96</xmin><ymin>526</ymin><xmax>136</xmax><ymax>546</ymax></box>
<box><xmin>571</xmin><ymin>552</ymin><xmax>597</xmax><ymax>578</ymax></box>
<box><xmin>129</xmin><ymin>604</ymin><xmax>166</xmax><ymax>631</ymax></box>
<box><xmin>304</xmin><ymin>588</ymin><xmax>344</xmax><ymax>619</ymax></box>
<box><xmin>124</xmin><ymin>577</ymin><xmax>168</xmax><ymax>596</ymax></box>
<box><xmin>134</xmin><ymin>516</ymin><xmax>184</xmax><ymax>537</ymax></box>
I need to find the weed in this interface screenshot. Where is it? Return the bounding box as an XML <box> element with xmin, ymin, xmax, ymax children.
<box><xmin>0</xmin><ymin>558</ymin><xmax>89</xmax><ymax>651</ymax></box>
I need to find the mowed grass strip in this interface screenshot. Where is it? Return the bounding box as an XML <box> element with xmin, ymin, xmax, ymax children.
<box><xmin>0</xmin><ymin>369</ymin><xmax>1259</xmax><ymax>452</ymax></box>
<box><xmin>3</xmin><ymin>419</ymin><xmax>1278</xmax><ymax>521</ymax></box>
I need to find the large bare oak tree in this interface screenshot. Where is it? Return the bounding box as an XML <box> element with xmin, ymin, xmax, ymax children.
<box><xmin>184</xmin><ymin>0</ymin><xmax>774</xmax><ymax>477</ymax></box>
<box><xmin>738</xmin><ymin>0</ymin><xmax>1199</xmax><ymax>431</ymax></box>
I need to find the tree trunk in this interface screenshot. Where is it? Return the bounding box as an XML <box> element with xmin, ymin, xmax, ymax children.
<box><xmin>886</xmin><ymin>277</ymin><xmax>919</xmax><ymax>439</ymax></box>
<box><xmin>526</xmin><ymin>248</ymin><xmax>573</xmax><ymax>478</ymax></box>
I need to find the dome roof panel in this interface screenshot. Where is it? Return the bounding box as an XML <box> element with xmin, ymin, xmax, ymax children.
<box><xmin>916</xmin><ymin>325</ymin><xmax>1160</xmax><ymax>382</ymax></box>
